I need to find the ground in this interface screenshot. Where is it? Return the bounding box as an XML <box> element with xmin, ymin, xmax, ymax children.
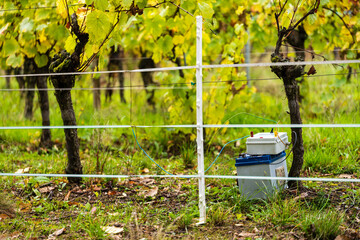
<box><xmin>1</xmin><ymin>173</ymin><xmax>359</xmax><ymax>240</ymax></box>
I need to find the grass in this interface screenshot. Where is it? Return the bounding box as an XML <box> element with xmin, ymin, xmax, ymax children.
<box><xmin>0</xmin><ymin>62</ymin><xmax>359</xmax><ymax>238</ymax></box>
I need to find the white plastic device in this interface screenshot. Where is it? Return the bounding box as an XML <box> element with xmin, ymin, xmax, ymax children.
<box><xmin>246</xmin><ymin>132</ymin><xmax>289</xmax><ymax>155</ymax></box>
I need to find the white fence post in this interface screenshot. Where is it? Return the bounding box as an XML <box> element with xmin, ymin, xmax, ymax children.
<box><xmin>196</xmin><ymin>15</ymin><xmax>206</xmax><ymax>224</ymax></box>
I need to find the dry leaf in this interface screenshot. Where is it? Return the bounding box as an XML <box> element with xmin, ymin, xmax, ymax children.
<box><xmin>64</xmin><ymin>190</ymin><xmax>72</xmax><ymax>201</ymax></box>
<box><xmin>39</xmin><ymin>186</ymin><xmax>55</xmax><ymax>194</ymax></box>
<box><xmin>90</xmin><ymin>207</ymin><xmax>97</xmax><ymax>214</ymax></box>
<box><xmin>15</xmin><ymin>169</ymin><xmax>24</xmax><ymax>174</ymax></box>
<box><xmin>338</xmin><ymin>174</ymin><xmax>353</xmax><ymax>179</ymax></box>
<box><xmin>48</xmin><ymin>227</ymin><xmax>65</xmax><ymax>239</ymax></box>
<box><xmin>108</xmin><ymin>191</ymin><xmax>117</xmax><ymax>196</ymax></box>
<box><xmin>294</xmin><ymin>192</ymin><xmax>309</xmax><ymax>201</ymax></box>
<box><xmin>307</xmin><ymin>65</ymin><xmax>317</xmax><ymax>75</ymax></box>
<box><xmin>19</xmin><ymin>202</ymin><xmax>31</xmax><ymax>213</ymax></box>
<box><xmin>143</xmin><ymin>186</ymin><xmax>158</xmax><ymax>198</ymax></box>
<box><xmin>238</xmin><ymin>232</ymin><xmax>256</xmax><ymax>237</ymax></box>
<box><xmin>101</xmin><ymin>226</ymin><xmax>124</xmax><ymax>235</ymax></box>
<box><xmin>0</xmin><ymin>213</ymin><xmax>11</xmax><ymax>221</ymax></box>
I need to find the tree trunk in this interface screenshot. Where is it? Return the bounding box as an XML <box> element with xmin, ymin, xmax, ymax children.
<box><xmin>93</xmin><ymin>77</ymin><xmax>101</xmax><ymax>110</ymax></box>
<box><xmin>287</xmin><ymin>26</ymin><xmax>307</xmax><ymax>103</ymax></box>
<box><xmin>139</xmin><ymin>56</ymin><xmax>156</xmax><ymax>108</ymax></box>
<box><xmin>108</xmin><ymin>47</ymin><xmax>126</xmax><ymax>103</ymax></box>
<box><xmin>5</xmin><ymin>69</ymin><xmax>11</xmax><ymax>89</ymax></box>
<box><xmin>24</xmin><ymin>58</ymin><xmax>36</xmax><ymax>120</ymax></box>
<box><xmin>14</xmin><ymin>68</ymin><xmax>25</xmax><ymax>98</ymax></box>
<box><xmin>24</xmin><ymin>76</ymin><xmax>36</xmax><ymax>119</ymax></box>
<box><xmin>36</xmin><ymin>74</ymin><xmax>52</xmax><ymax>149</ymax></box>
<box><xmin>53</xmin><ymin>84</ymin><xmax>82</xmax><ymax>182</ymax></box>
<box><xmin>283</xmin><ymin>78</ymin><xmax>304</xmax><ymax>188</ymax></box>
<box><xmin>118</xmin><ymin>52</ymin><xmax>126</xmax><ymax>103</ymax></box>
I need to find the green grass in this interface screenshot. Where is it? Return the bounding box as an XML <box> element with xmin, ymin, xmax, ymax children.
<box><xmin>0</xmin><ymin>63</ymin><xmax>359</xmax><ymax>239</ymax></box>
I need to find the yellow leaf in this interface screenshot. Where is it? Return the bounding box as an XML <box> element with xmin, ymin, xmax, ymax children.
<box><xmin>39</xmin><ymin>29</ymin><xmax>47</xmax><ymax>42</ymax></box>
<box><xmin>236</xmin><ymin>6</ymin><xmax>245</xmax><ymax>15</ymax></box>
<box><xmin>173</xmin><ymin>35</ymin><xmax>184</xmax><ymax>45</ymax></box>
<box><xmin>56</xmin><ymin>0</ymin><xmax>68</xmax><ymax>19</ymax></box>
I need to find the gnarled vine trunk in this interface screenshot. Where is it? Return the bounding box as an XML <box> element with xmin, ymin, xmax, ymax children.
<box><xmin>36</xmin><ymin>72</ymin><xmax>52</xmax><ymax>149</ymax></box>
<box><xmin>24</xmin><ymin>58</ymin><xmax>36</xmax><ymax>120</ymax></box>
<box><xmin>49</xmin><ymin>13</ymin><xmax>89</xmax><ymax>183</ymax></box>
<box><xmin>139</xmin><ymin>55</ymin><xmax>156</xmax><ymax>108</ymax></box>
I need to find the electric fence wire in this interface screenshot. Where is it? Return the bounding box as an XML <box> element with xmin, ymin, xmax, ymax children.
<box><xmin>1</xmin><ymin>124</ymin><xmax>360</xmax><ymax>130</ymax></box>
<box><xmin>0</xmin><ymin>4</ymin><xmax>82</xmax><ymax>12</ymax></box>
<box><xmin>204</xmin><ymin>135</ymin><xmax>250</xmax><ymax>173</ymax></box>
<box><xmin>131</xmin><ymin>127</ymin><xmax>174</xmax><ymax>176</ymax></box>
<box><xmin>2</xmin><ymin>172</ymin><xmax>360</xmax><ymax>183</ymax></box>
<box><xmin>0</xmin><ymin>72</ymin><xmax>357</xmax><ymax>92</ymax></box>
<box><xmin>0</xmin><ymin>59</ymin><xmax>359</xmax><ymax>79</ymax></box>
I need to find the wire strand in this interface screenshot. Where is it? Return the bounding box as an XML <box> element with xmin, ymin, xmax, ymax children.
<box><xmin>132</xmin><ymin>127</ymin><xmax>174</xmax><ymax>175</ymax></box>
<box><xmin>1</xmin><ymin>59</ymin><xmax>359</xmax><ymax>78</ymax></box>
<box><xmin>205</xmin><ymin>135</ymin><xmax>250</xmax><ymax>173</ymax></box>
<box><xmin>0</xmin><ymin>72</ymin><xmax>357</xmax><ymax>92</ymax></box>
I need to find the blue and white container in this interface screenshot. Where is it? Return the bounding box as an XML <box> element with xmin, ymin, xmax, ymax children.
<box><xmin>235</xmin><ymin>151</ymin><xmax>288</xmax><ymax>199</ymax></box>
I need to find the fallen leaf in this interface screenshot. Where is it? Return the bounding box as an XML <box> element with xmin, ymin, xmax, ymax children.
<box><xmin>108</xmin><ymin>191</ymin><xmax>117</xmax><ymax>196</ymax></box>
<box><xmin>48</xmin><ymin>227</ymin><xmax>65</xmax><ymax>239</ymax></box>
<box><xmin>101</xmin><ymin>226</ymin><xmax>124</xmax><ymax>235</ymax></box>
<box><xmin>140</xmin><ymin>186</ymin><xmax>158</xmax><ymax>198</ymax></box>
<box><xmin>64</xmin><ymin>190</ymin><xmax>72</xmax><ymax>201</ymax></box>
<box><xmin>92</xmin><ymin>185</ymin><xmax>101</xmax><ymax>191</ymax></box>
<box><xmin>335</xmin><ymin>235</ymin><xmax>351</xmax><ymax>240</ymax></box>
<box><xmin>90</xmin><ymin>207</ymin><xmax>97</xmax><ymax>214</ymax></box>
<box><xmin>19</xmin><ymin>202</ymin><xmax>31</xmax><ymax>213</ymax></box>
<box><xmin>39</xmin><ymin>186</ymin><xmax>55</xmax><ymax>194</ymax></box>
<box><xmin>238</xmin><ymin>232</ymin><xmax>256</xmax><ymax>237</ymax></box>
<box><xmin>0</xmin><ymin>213</ymin><xmax>11</xmax><ymax>221</ymax></box>
<box><xmin>15</xmin><ymin>169</ymin><xmax>24</xmax><ymax>174</ymax></box>
<box><xmin>294</xmin><ymin>192</ymin><xmax>309</xmax><ymax>201</ymax></box>
<box><xmin>338</xmin><ymin>174</ymin><xmax>353</xmax><ymax>179</ymax></box>
<box><xmin>108</xmin><ymin>212</ymin><xmax>120</xmax><ymax>216</ymax></box>
<box><xmin>67</xmin><ymin>201</ymin><xmax>79</xmax><ymax>206</ymax></box>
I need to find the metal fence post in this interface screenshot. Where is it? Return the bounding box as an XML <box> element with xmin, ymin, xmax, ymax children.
<box><xmin>196</xmin><ymin>15</ymin><xmax>206</xmax><ymax>224</ymax></box>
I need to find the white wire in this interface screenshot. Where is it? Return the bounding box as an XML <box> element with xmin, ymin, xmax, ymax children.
<box><xmin>0</xmin><ymin>60</ymin><xmax>359</xmax><ymax>78</ymax></box>
<box><xmin>1</xmin><ymin>173</ymin><xmax>360</xmax><ymax>183</ymax></box>
<box><xmin>1</xmin><ymin>124</ymin><xmax>360</xmax><ymax>130</ymax></box>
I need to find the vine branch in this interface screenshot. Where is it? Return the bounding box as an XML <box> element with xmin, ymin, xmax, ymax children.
<box><xmin>323</xmin><ymin>6</ymin><xmax>355</xmax><ymax>44</ymax></box>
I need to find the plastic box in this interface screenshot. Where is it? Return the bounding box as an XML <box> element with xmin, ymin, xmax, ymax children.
<box><xmin>246</xmin><ymin>132</ymin><xmax>289</xmax><ymax>155</ymax></box>
<box><xmin>235</xmin><ymin>151</ymin><xmax>288</xmax><ymax>199</ymax></box>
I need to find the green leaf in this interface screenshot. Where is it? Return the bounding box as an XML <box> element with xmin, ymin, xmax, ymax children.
<box><xmin>3</xmin><ymin>38</ymin><xmax>20</xmax><ymax>57</ymax></box>
<box><xmin>123</xmin><ymin>0</ymin><xmax>133</xmax><ymax>8</ymax></box>
<box><xmin>86</xmin><ymin>10</ymin><xmax>111</xmax><ymax>42</ymax></box>
<box><xmin>307</xmin><ymin>14</ymin><xmax>317</xmax><ymax>25</ymax></box>
<box><xmin>94</xmin><ymin>0</ymin><xmax>109</xmax><ymax>11</ymax></box>
<box><xmin>23</xmin><ymin>44</ymin><xmax>37</xmax><ymax>58</ymax></box>
<box><xmin>64</xmin><ymin>35</ymin><xmax>77</xmax><ymax>53</ymax></box>
<box><xmin>19</xmin><ymin>17</ymin><xmax>35</xmax><ymax>32</ymax></box>
<box><xmin>46</xmin><ymin>24</ymin><xmax>68</xmax><ymax>41</ymax></box>
<box><xmin>35</xmin><ymin>9</ymin><xmax>51</xmax><ymax>21</ymax></box>
<box><xmin>158</xmin><ymin>35</ymin><xmax>174</xmax><ymax>53</ymax></box>
<box><xmin>135</xmin><ymin>0</ymin><xmax>146</xmax><ymax>8</ymax></box>
<box><xmin>6</xmin><ymin>54</ymin><xmax>23</xmax><ymax>68</ymax></box>
<box><xmin>35</xmin><ymin>54</ymin><xmax>49</xmax><ymax>68</ymax></box>
<box><xmin>198</xmin><ymin>2</ymin><xmax>214</xmax><ymax>19</ymax></box>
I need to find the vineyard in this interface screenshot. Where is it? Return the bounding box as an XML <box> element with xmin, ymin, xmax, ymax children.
<box><xmin>0</xmin><ymin>0</ymin><xmax>360</xmax><ymax>239</ymax></box>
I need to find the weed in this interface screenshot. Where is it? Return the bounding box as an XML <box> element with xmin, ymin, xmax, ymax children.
<box><xmin>300</xmin><ymin>210</ymin><xmax>344</xmax><ymax>240</ymax></box>
<box><xmin>207</xmin><ymin>205</ymin><xmax>231</xmax><ymax>226</ymax></box>
<box><xmin>176</xmin><ymin>213</ymin><xmax>194</xmax><ymax>230</ymax></box>
<box><xmin>181</xmin><ymin>145</ymin><xmax>195</xmax><ymax>169</ymax></box>
<box><xmin>256</xmin><ymin>197</ymin><xmax>299</xmax><ymax>227</ymax></box>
